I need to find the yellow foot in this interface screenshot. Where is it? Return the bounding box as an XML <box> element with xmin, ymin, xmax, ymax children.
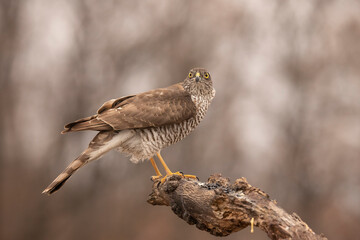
<box><xmin>151</xmin><ymin>174</ymin><xmax>163</xmax><ymax>181</ymax></box>
<box><xmin>160</xmin><ymin>171</ymin><xmax>198</xmax><ymax>183</ymax></box>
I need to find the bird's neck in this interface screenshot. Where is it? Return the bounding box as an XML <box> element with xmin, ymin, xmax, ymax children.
<box><xmin>190</xmin><ymin>88</ymin><xmax>215</xmax><ymax>112</ymax></box>
<box><xmin>182</xmin><ymin>81</ymin><xmax>215</xmax><ymax>100</ymax></box>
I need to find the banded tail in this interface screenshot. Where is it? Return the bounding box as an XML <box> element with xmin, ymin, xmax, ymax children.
<box><xmin>42</xmin><ymin>155</ymin><xmax>86</xmax><ymax>195</ymax></box>
<box><xmin>43</xmin><ymin>131</ymin><xmax>132</xmax><ymax>195</ymax></box>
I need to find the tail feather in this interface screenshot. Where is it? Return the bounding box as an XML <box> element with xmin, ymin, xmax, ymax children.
<box><xmin>42</xmin><ymin>155</ymin><xmax>89</xmax><ymax>195</ymax></box>
<box><xmin>43</xmin><ymin>131</ymin><xmax>133</xmax><ymax>195</ymax></box>
<box><xmin>42</xmin><ymin>172</ymin><xmax>71</xmax><ymax>194</ymax></box>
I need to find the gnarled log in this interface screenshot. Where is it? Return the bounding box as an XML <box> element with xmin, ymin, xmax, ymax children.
<box><xmin>148</xmin><ymin>174</ymin><xmax>327</xmax><ymax>240</ymax></box>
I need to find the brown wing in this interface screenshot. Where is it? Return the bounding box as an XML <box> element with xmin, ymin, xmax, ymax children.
<box><xmin>98</xmin><ymin>84</ymin><xmax>196</xmax><ymax>130</ymax></box>
<box><xmin>62</xmin><ymin>83</ymin><xmax>196</xmax><ymax>133</ymax></box>
<box><xmin>96</xmin><ymin>95</ymin><xmax>135</xmax><ymax>114</ymax></box>
<box><xmin>61</xmin><ymin>95</ymin><xmax>136</xmax><ymax>133</ymax></box>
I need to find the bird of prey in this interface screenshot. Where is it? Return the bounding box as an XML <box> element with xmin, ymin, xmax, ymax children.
<box><xmin>43</xmin><ymin>68</ymin><xmax>215</xmax><ymax>195</ymax></box>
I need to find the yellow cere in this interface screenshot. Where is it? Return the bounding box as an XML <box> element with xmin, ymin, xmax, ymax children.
<box><xmin>195</xmin><ymin>72</ymin><xmax>200</xmax><ymax>77</ymax></box>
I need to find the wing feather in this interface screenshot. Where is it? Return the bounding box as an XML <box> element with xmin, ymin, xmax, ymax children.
<box><xmin>98</xmin><ymin>84</ymin><xmax>196</xmax><ymax>130</ymax></box>
<box><xmin>97</xmin><ymin>95</ymin><xmax>135</xmax><ymax>114</ymax></box>
<box><xmin>62</xmin><ymin>83</ymin><xmax>196</xmax><ymax>133</ymax></box>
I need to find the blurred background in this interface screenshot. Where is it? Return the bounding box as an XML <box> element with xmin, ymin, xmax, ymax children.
<box><xmin>1</xmin><ymin>0</ymin><xmax>360</xmax><ymax>239</ymax></box>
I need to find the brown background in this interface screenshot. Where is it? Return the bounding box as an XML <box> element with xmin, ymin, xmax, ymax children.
<box><xmin>1</xmin><ymin>1</ymin><xmax>360</xmax><ymax>239</ymax></box>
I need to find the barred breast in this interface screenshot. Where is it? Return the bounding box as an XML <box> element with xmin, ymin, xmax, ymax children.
<box><xmin>120</xmin><ymin>92</ymin><xmax>214</xmax><ymax>163</ymax></box>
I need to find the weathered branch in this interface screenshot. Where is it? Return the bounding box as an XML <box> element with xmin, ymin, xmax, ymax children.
<box><xmin>147</xmin><ymin>174</ymin><xmax>327</xmax><ymax>240</ymax></box>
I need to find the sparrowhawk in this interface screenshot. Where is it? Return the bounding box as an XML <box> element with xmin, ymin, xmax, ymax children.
<box><xmin>43</xmin><ymin>68</ymin><xmax>215</xmax><ymax>194</ymax></box>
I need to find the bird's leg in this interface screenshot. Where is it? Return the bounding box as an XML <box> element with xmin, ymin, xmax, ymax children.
<box><xmin>150</xmin><ymin>157</ymin><xmax>162</xmax><ymax>180</ymax></box>
<box><xmin>156</xmin><ymin>152</ymin><xmax>173</xmax><ymax>175</ymax></box>
<box><xmin>156</xmin><ymin>152</ymin><xmax>197</xmax><ymax>183</ymax></box>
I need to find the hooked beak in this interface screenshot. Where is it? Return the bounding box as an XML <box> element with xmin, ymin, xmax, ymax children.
<box><xmin>195</xmin><ymin>72</ymin><xmax>200</xmax><ymax>82</ymax></box>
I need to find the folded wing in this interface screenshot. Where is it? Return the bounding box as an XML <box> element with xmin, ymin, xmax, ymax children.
<box><xmin>62</xmin><ymin>84</ymin><xmax>196</xmax><ymax>133</ymax></box>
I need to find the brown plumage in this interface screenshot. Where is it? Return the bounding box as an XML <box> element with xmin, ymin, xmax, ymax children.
<box><xmin>62</xmin><ymin>84</ymin><xmax>197</xmax><ymax>133</ymax></box>
<box><xmin>43</xmin><ymin>68</ymin><xmax>215</xmax><ymax>195</ymax></box>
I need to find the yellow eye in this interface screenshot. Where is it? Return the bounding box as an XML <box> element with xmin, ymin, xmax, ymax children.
<box><xmin>188</xmin><ymin>72</ymin><xmax>193</xmax><ymax>78</ymax></box>
<box><xmin>204</xmin><ymin>72</ymin><xmax>210</xmax><ymax>79</ymax></box>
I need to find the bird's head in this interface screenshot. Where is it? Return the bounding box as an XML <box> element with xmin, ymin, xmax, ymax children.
<box><xmin>183</xmin><ymin>68</ymin><xmax>214</xmax><ymax>96</ymax></box>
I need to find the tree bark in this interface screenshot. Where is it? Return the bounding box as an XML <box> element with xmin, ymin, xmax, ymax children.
<box><xmin>147</xmin><ymin>174</ymin><xmax>327</xmax><ymax>240</ymax></box>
